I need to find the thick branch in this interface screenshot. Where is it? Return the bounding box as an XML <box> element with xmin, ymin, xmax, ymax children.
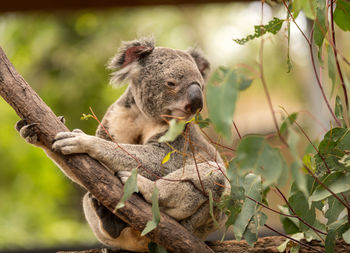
<box><xmin>0</xmin><ymin>47</ymin><xmax>214</xmax><ymax>253</ymax></box>
<box><xmin>58</xmin><ymin>237</ymin><xmax>350</xmax><ymax>253</ymax></box>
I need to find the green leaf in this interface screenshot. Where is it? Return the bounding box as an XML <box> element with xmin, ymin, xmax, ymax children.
<box><xmin>280</xmin><ymin>112</ymin><xmax>298</xmax><ymax>135</ymax></box>
<box><xmin>161</xmin><ymin>151</ymin><xmax>175</xmax><ymax>164</ymax></box>
<box><xmin>238</xmin><ymin>74</ymin><xmax>253</xmax><ymax>91</ymax></box>
<box><xmin>141</xmin><ymin>185</ymin><xmax>161</xmax><ymax>236</ymax></box>
<box><xmin>233</xmin><ymin>173</ymin><xmax>262</xmax><ymax>241</ymax></box>
<box><xmin>289</xmin><ymin>187</ymin><xmax>316</xmax><ymax>232</ymax></box>
<box><xmin>115</xmin><ymin>168</ymin><xmax>139</xmax><ymax>210</ymax></box>
<box><xmin>309</xmin><ymin>172</ymin><xmax>350</xmax><ymax>202</ymax></box>
<box><xmin>325</xmin><ymin>217</ymin><xmax>348</xmax><ymax>253</ymax></box>
<box><xmin>325</xmin><ymin>229</ymin><xmax>336</xmax><ymax>253</ymax></box>
<box><xmin>158</xmin><ymin>119</ymin><xmax>186</xmax><ymax>143</ymax></box>
<box><xmin>290</xmin><ymin>161</ymin><xmax>309</xmax><ymax>198</ymax></box>
<box><xmin>335</xmin><ymin>96</ymin><xmax>347</xmax><ymax>127</ymax></box>
<box><xmin>313</xmin><ymin>0</ymin><xmax>326</xmax><ymax>57</ymax></box>
<box><xmin>233</xmin><ymin>17</ymin><xmax>284</xmax><ymax>45</ymax></box>
<box><xmin>315</xmin><ymin>127</ymin><xmax>350</xmax><ymax>175</ymax></box>
<box><xmin>208</xmin><ymin>190</ymin><xmax>220</xmax><ymax>229</ymax></box>
<box><xmin>206</xmin><ymin>67</ymin><xmax>239</xmax><ymax>140</ymax></box>
<box><xmin>343</xmin><ymin>228</ymin><xmax>350</xmax><ymax>244</ymax></box>
<box><xmin>334</xmin><ymin>0</ymin><xmax>350</xmax><ymax>31</ymax></box>
<box><xmin>325</xmin><ymin>196</ymin><xmax>346</xmax><ymax>225</ymax></box>
<box><xmin>223</xmin><ymin>162</ymin><xmax>245</xmax><ymax>228</ymax></box>
<box><xmin>327</xmin><ymin>44</ymin><xmax>336</xmax><ymax>94</ymax></box>
<box><xmin>148</xmin><ymin>242</ymin><xmax>168</xmax><ymax>253</ymax></box>
<box><xmin>80</xmin><ymin>113</ymin><xmax>93</xmax><ymax>120</ymax></box>
<box><xmin>280</xmin><ymin>207</ymin><xmax>300</xmax><ymax>235</ymax></box>
<box><xmin>236</xmin><ymin>136</ymin><xmax>288</xmax><ymax>187</ymax></box>
<box><xmin>195</xmin><ymin>114</ymin><xmax>211</xmax><ymax>128</ymax></box>
<box><xmin>277</xmin><ymin>233</ymin><xmax>304</xmax><ymax>252</ymax></box>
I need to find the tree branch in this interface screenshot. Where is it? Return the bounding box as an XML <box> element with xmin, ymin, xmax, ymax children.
<box><xmin>0</xmin><ymin>46</ymin><xmax>214</xmax><ymax>253</ymax></box>
<box><xmin>58</xmin><ymin>237</ymin><xmax>350</xmax><ymax>253</ymax></box>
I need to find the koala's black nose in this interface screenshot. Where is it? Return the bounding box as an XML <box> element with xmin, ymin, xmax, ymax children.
<box><xmin>185</xmin><ymin>83</ymin><xmax>203</xmax><ymax>114</ymax></box>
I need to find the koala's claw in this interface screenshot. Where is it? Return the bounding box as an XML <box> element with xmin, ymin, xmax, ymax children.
<box><xmin>117</xmin><ymin>171</ymin><xmax>133</xmax><ymax>184</ymax></box>
<box><xmin>58</xmin><ymin>116</ymin><xmax>65</xmax><ymax>124</ymax></box>
<box><xmin>15</xmin><ymin>119</ymin><xmax>40</xmax><ymax>145</ymax></box>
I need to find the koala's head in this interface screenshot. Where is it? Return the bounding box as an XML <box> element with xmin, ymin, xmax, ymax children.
<box><xmin>108</xmin><ymin>38</ymin><xmax>210</xmax><ymax>123</ymax></box>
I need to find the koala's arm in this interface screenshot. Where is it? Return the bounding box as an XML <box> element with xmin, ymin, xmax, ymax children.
<box><xmin>52</xmin><ymin>130</ymin><xmax>168</xmax><ymax>174</ymax></box>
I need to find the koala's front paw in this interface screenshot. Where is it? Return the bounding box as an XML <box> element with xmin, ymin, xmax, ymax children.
<box><xmin>53</xmin><ymin>129</ymin><xmax>92</xmax><ymax>155</ymax></box>
<box><xmin>15</xmin><ymin>119</ymin><xmax>40</xmax><ymax>145</ymax></box>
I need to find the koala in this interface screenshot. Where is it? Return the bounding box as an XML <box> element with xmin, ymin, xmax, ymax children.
<box><xmin>16</xmin><ymin>38</ymin><xmax>228</xmax><ymax>252</ymax></box>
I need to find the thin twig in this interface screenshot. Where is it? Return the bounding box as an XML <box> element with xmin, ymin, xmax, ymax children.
<box><xmin>258</xmin><ymin>2</ymin><xmax>288</xmax><ymax>147</ymax></box>
<box><xmin>264</xmin><ymin>224</ymin><xmax>323</xmax><ymax>253</ymax></box>
<box><xmin>293</xmin><ymin>119</ymin><xmax>331</xmax><ymax>174</ymax></box>
<box><xmin>304</xmin><ymin>164</ymin><xmax>350</xmax><ymax>210</ymax></box>
<box><xmin>246</xmin><ymin>195</ymin><xmax>327</xmax><ymax>236</ymax></box>
<box><xmin>330</xmin><ymin>0</ymin><xmax>349</xmax><ymax>110</ymax></box>
<box><xmin>274</xmin><ymin>186</ymin><xmax>326</xmax><ymax>241</ymax></box>
<box><xmin>232</xmin><ymin>121</ymin><xmax>242</xmax><ymax>140</ymax></box>
<box><xmin>282</xmin><ymin>0</ymin><xmax>341</xmax><ymax>126</ymax></box>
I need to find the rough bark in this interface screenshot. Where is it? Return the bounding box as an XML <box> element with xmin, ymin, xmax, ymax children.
<box><xmin>58</xmin><ymin>237</ymin><xmax>350</xmax><ymax>253</ymax></box>
<box><xmin>0</xmin><ymin>47</ymin><xmax>214</xmax><ymax>253</ymax></box>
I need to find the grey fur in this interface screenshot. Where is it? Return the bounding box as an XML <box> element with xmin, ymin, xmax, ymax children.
<box><xmin>17</xmin><ymin>38</ymin><xmax>227</xmax><ymax>252</ymax></box>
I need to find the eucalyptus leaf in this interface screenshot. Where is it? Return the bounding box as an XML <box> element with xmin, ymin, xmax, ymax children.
<box><xmin>206</xmin><ymin>67</ymin><xmax>239</xmax><ymax>140</ymax></box>
<box><xmin>309</xmin><ymin>172</ymin><xmax>350</xmax><ymax>202</ymax></box>
<box><xmin>141</xmin><ymin>185</ymin><xmax>160</xmax><ymax>236</ymax></box>
<box><xmin>343</xmin><ymin>228</ymin><xmax>350</xmax><ymax>244</ymax></box>
<box><xmin>334</xmin><ymin>0</ymin><xmax>350</xmax><ymax>31</ymax></box>
<box><xmin>115</xmin><ymin>168</ymin><xmax>139</xmax><ymax>210</ymax></box>
<box><xmin>233</xmin><ymin>17</ymin><xmax>284</xmax><ymax>45</ymax></box>
<box><xmin>280</xmin><ymin>112</ymin><xmax>298</xmax><ymax>135</ymax></box>
<box><xmin>327</xmin><ymin>44</ymin><xmax>336</xmax><ymax>94</ymax></box>
<box><xmin>335</xmin><ymin>96</ymin><xmax>347</xmax><ymax>127</ymax></box>
<box><xmin>236</xmin><ymin>136</ymin><xmax>288</xmax><ymax>187</ymax></box>
<box><xmin>158</xmin><ymin>119</ymin><xmax>186</xmax><ymax>143</ymax></box>
<box><xmin>208</xmin><ymin>190</ymin><xmax>220</xmax><ymax>229</ymax></box>
<box><xmin>315</xmin><ymin>127</ymin><xmax>350</xmax><ymax>175</ymax></box>
<box><xmin>233</xmin><ymin>173</ymin><xmax>262</xmax><ymax>241</ymax></box>
<box><xmin>313</xmin><ymin>0</ymin><xmax>326</xmax><ymax>58</ymax></box>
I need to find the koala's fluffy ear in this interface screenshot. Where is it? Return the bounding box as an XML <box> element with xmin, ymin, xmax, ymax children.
<box><xmin>188</xmin><ymin>48</ymin><xmax>210</xmax><ymax>80</ymax></box>
<box><xmin>108</xmin><ymin>37</ymin><xmax>155</xmax><ymax>85</ymax></box>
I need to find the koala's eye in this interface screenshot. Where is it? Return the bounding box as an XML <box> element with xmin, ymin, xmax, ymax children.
<box><xmin>166</xmin><ymin>82</ymin><xmax>176</xmax><ymax>88</ymax></box>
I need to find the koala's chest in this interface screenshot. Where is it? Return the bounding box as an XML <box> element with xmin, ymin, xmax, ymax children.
<box><xmin>104</xmin><ymin>105</ymin><xmax>167</xmax><ymax>144</ymax></box>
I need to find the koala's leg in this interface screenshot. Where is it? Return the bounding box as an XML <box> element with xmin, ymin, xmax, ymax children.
<box><xmin>15</xmin><ymin>118</ymin><xmax>83</xmax><ymax>186</ymax></box>
<box><xmin>118</xmin><ymin>161</ymin><xmax>226</xmax><ymax>222</ymax></box>
<box><xmin>83</xmin><ymin>193</ymin><xmax>150</xmax><ymax>252</ymax></box>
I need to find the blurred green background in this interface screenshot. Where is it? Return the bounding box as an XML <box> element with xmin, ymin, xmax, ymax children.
<box><xmin>0</xmin><ymin>2</ymin><xmax>348</xmax><ymax>251</ymax></box>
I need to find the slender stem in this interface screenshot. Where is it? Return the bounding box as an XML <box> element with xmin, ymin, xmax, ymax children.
<box><xmin>293</xmin><ymin>119</ymin><xmax>331</xmax><ymax>173</ymax></box>
<box><xmin>258</xmin><ymin>3</ymin><xmax>288</xmax><ymax>147</ymax></box>
<box><xmin>264</xmin><ymin>224</ymin><xmax>323</xmax><ymax>253</ymax></box>
<box><xmin>199</xmin><ymin>128</ymin><xmax>236</xmax><ymax>152</ymax></box>
<box><xmin>274</xmin><ymin>186</ymin><xmax>326</xmax><ymax>241</ymax></box>
<box><xmin>282</xmin><ymin>0</ymin><xmax>341</xmax><ymax>126</ymax></box>
<box><xmin>232</xmin><ymin>121</ymin><xmax>242</xmax><ymax>140</ymax></box>
<box><xmin>330</xmin><ymin>0</ymin><xmax>349</xmax><ymax>110</ymax></box>
<box><xmin>246</xmin><ymin>195</ymin><xmax>327</xmax><ymax>236</ymax></box>
<box><xmin>189</xmin><ymin>137</ymin><xmax>207</xmax><ymax>196</ymax></box>
<box><xmin>309</xmin><ymin>28</ymin><xmax>341</xmax><ymax>126</ymax></box>
<box><xmin>304</xmin><ymin>164</ymin><xmax>350</xmax><ymax>209</ymax></box>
